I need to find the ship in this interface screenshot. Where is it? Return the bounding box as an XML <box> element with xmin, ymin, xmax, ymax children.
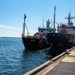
<box><xmin>57</xmin><ymin>12</ymin><xmax>75</xmax><ymax>46</ymax></box>
<box><xmin>47</xmin><ymin>7</ymin><xmax>75</xmax><ymax>56</ymax></box>
<box><xmin>22</xmin><ymin>15</ymin><xmax>55</xmax><ymax>51</ymax></box>
<box><xmin>22</xmin><ymin>6</ymin><xmax>75</xmax><ymax>55</ymax></box>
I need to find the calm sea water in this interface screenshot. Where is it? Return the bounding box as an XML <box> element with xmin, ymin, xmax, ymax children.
<box><xmin>0</xmin><ymin>38</ymin><xmax>49</xmax><ymax>75</ymax></box>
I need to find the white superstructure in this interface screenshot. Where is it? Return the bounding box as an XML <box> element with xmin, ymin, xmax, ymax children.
<box><xmin>38</xmin><ymin>19</ymin><xmax>55</xmax><ymax>35</ymax></box>
<box><xmin>58</xmin><ymin>12</ymin><xmax>75</xmax><ymax>35</ymax></box>
<box><xmin>38</xmin><ymin>6</ymin><xmax>56</xmax><ymax>35</ymax></box>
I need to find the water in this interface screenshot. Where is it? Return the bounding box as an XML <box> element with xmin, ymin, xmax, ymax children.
<box><xmin>0</xmin><ymin>38</ymin><xmax>49</xmax><ymax>75</ymax></box>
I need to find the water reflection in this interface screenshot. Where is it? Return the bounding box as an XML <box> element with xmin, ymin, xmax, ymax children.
<box><xmin>0</xmin><ymin>37</ymin><xmax>51</xmax><ymax>75</ymax></box>
<box><xmin>20</xmin><ymin>49</ymin><xmax>49</xmax><ymax>74</ymax></box>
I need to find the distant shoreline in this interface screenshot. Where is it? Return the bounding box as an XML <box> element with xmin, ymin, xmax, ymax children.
<box><xmin>0</xmin><ymin>37</ymin><xmax>21</xmax><ymax>38</ymax></box>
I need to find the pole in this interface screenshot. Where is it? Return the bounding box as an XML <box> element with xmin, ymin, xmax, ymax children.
<box><xmin>23</xmin><ymin>14</ymin><xmax>26</xmax><ymax>36</ymax></box>
<box><xmin>54</xmin><ymin>6</ymin><xmax>56</xmax><ymax>33</ymax></box>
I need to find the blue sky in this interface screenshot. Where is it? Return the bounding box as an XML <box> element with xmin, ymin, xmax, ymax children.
<box><xmin>0</xmin><ymin>0</ymin><xmax>75</xmax><ymax>37</ymax></box>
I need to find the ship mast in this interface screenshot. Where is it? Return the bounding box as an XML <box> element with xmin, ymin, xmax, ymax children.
<box><xmin>22</xmin><ymin>14</ymin><xmax>29</xmax><ymax>36</ymax></box>
<box><xmin>65</xmin><ymin>12</ymin><xmax>75</xmax><ymax>26</ymax></box>
<box><xmin>43</xmin><ymin>18</ymin><xmax>44</xmax><ymax>28</ymax></box>
<box><xmin>53</xmin><ymin>6</ymin><xmax>56</xmax><ymax>33</ymax></box>
<box><xmin>23</xmin><ymin>14</ymin><xmax>26</xmax><ymax>36</ymax></box>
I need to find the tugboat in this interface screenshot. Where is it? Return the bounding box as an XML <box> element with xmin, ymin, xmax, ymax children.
<box><xmin>22</xmin><ymin>15</ymin><xmax>55</xmax><ymax>51</ymax></box>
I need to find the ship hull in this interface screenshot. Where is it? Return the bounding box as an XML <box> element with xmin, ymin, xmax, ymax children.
<box><xmin>47</xmin><ymin>33</ymin><xmax>72</xmax><ymax>53</ymax></box>
<box><xmin>47</xmin><ymin>33</ymin><xmax>72</xmax><ymax>48</ymax></box>
<box><xmin>22</xmin><ymin>37</ymin><xmax>50</xmax><ymax>51</ymax></box>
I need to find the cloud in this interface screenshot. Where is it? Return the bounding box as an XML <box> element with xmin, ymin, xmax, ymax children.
<box><xmin>0</xmin><ymin>24</ymin><xmax>37</xmax><ymax>37</ymax></box>
<box><xmin>0</xmin><ymin>24</ymin><xmax>22</xmax><ymax>37</ymax></box>
<box><xmin>0</xmin><ymin>29</ymin><xmax>21</xmax><ymax>37</ymax></box>
<box><xmin>0</xmin><ymin>24</ymin><xmax>22</xmax><ymax>30</ymax></box>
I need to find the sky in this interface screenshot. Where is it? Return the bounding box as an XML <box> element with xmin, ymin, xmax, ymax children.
<box><xmin>0</xmin><ymin>0</ymin><xmax>75</xmax><ymax>37</ymax></box>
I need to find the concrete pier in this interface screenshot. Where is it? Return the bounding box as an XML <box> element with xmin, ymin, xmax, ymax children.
<box><xmin>24</xmin><ymin>47</ymin><xmax>75</xmax><ymax>75</ymax></box>
<box><xmin>43</xmin><ymin>47</ymin><xmax>75</xmax><ymax>75</ymax></box>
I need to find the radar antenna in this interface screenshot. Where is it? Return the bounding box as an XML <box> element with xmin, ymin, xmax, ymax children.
<box><xmin>65</xmin><ymin>12</ymin><xmax>75</xmax><ymax>26</ymax></box>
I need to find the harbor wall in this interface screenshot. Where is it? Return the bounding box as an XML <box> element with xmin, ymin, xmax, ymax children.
<box><xmin>24</xmin><ymin>47</ymin><xmax>75</xmax><ymax>75</ymax></box>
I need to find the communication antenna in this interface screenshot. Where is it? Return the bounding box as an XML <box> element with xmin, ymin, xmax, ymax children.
<box><xmin>43</xmin><ymin>18</ymin><xmax>44</xmax><ymax>28</ymax></box>
<box><xmin>65</xmin><ymin>12</ymin><xmax>75</xmax><ymax>26</ymax></box>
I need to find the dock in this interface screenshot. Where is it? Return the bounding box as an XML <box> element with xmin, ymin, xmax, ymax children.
<box><xmin>24</xmin><ymin>46</ymin><xmax>75</xmax><ymax>75</ymax></box>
